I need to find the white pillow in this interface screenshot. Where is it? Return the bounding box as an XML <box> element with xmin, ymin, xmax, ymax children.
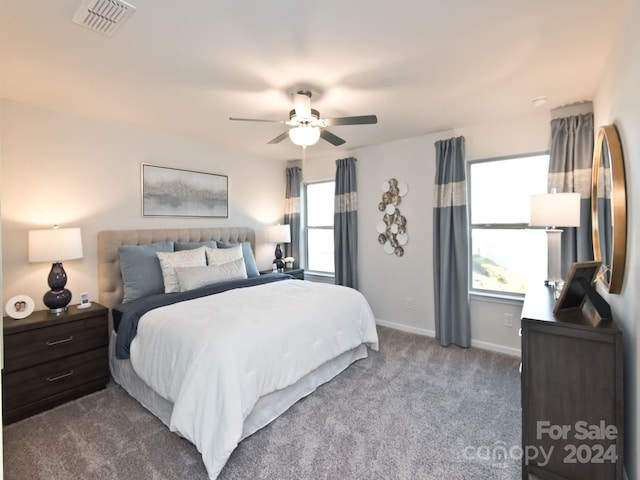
<box><xmin>156</xmin><ymin>247</ymin><xmax>207</xmax><ymax>293</ymax></box>
<box><xmin>205</xmin><ymin>244</ymin><xmax>243</xmax><ymax>265</ymax></box>
<box><xmin>175</xmin><ymin>259</ymin><xmax>248</xmax><ymax>292</ymax></box>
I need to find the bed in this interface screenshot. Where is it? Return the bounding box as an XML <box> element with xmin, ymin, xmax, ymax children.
<box><xmin>98</xmin><ymin>227</ymin><xmax>379</xmax><ymax>479</ymax></box>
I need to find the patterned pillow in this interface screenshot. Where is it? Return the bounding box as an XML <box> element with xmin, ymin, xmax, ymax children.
<box><xmin>156</xmin><ymin>246</ymin><xmax>207</xmax><ymax>293</ymax></box>
<box><xmin>175</xmin><ymin>259</ymin><xmax>248</xmax><ymax>292</ymax></box>
<box><xmin>205</xmin><ymin>244</ymin><xmax>243</xmax><ymax>265</ymax></box>
<box><xmin>216</xmin><ymin>241</ymin><xmax>260</xmax><ymax>278</ymax></box>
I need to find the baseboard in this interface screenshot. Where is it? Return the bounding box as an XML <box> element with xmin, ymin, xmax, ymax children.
<box><xmin>375</xmin><ymin>318</ymin><xmax>436</xmax><ymax>338</ymax></box>
<box><xmin>375</xmin><ymin>319</ymin><xmax>522</xmax><ymax>357</ymax></box>
<box><xmin>470</xmin><ymin>339</ymin><xmax>521</xmax><ymax>357</ymax></box>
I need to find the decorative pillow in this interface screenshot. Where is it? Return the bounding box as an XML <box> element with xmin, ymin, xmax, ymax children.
<box><xmin>175</xmin><ymin>259</ymin><xmax>248</xmax><ymax>292</ymax></box>
<box><xmin>156</xmin><ymin>246</ymin><xmax>207</xmax><ymax>293</ymax></box>
<box><xmin>174</xmin><ymin>241</ymin><xmax>218</xmax><ymax>251</ymax></box>
<box><xmin>216</xmin><ymin>241</ymin><xmax>260</xmax><ymax>278</ymax></box>
<box><xmin>205</xmin><ymin>244</ymin><xmax>243</xmax><ymax>265</ymax></box>
<box><xmin>118</xmin><ymin>241</ymin><xmax>175</xmax><ymax>303</ymax></box>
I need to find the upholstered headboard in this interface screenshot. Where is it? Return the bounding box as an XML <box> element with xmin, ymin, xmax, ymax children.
<box><xmin>97</xmin><ymin>227</ymin><xmax>255</xmax><ymax>311</ymax></box>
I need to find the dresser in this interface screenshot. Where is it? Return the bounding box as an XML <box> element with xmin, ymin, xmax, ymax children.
<box><xmin>520</xmin><ymin>286</ymin><xmax>624</xmax><ymax>480</ymax></box>
<box><xmin>3</xmin><ymin>303</ymin><xmax>109</xmax><ymax>424</ymax></box>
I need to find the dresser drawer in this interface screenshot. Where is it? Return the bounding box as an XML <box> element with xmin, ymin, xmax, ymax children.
<box><xmin>3</xmin><ymin>315</ymin><xmax>108</xmax><ymax>373</ymax></box>
<box><xmin>3</xmin><ymin>346</ymin><xmax>108</xmax><ymax>412</ymax></box>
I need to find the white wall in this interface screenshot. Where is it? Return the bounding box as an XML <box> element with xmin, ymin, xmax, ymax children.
<box><xmin>593</xmin><ymin>0</ymin><xmax>639</xmax><ymax>476</ymax></box>
<box><xmin>305</xmin><ymin>111</ymin><xmax>551</xmax><ymax>356</ymax></box>
<box><xmin>1</xmin><ymin>100</ymin><xmax>286</xmax><ymax>311</ymax></box>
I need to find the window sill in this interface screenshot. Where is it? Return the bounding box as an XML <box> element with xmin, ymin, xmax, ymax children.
<box><xmin>305</xmin><ymin>270</ymin><xmax>334</xmax><ymax>277</ymax></box>
<box><xmin>304</xmin><ymin>271</ymin><xmax>335</xmax><ymax>284</ymax></box>
<box><xmin>469</xmin><ymin>290</ymin><xmax>524</xmax><ymax>306</ymax></box>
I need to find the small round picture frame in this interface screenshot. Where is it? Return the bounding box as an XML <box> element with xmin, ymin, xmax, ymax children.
<box><xmin>5</xmin><ymin>295</ymin><xmax>35</xmax><ymax>320</ymax></box>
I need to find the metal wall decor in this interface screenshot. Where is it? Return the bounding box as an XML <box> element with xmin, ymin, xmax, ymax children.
<box><xmin>376</xmin><ymin>178</ymin><xmax>408</xmax><ymax>256</ymax></box>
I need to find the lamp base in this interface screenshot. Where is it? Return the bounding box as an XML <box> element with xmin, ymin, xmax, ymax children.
<box><xmin>273</xmin><ymin>259</ymin><xmax>285</xmax><ymax>272</ymax></box>
<box><xmin>544</xmin><ymin>228</ymin><xmax>564</xmax><ymax>284</ymax></box>
<box><xmin>43</xmin><ymin>261</ymin><xmax>72</xmax><ymax>314</ymax></box>
<box><xmin>48</xmin><ymin>307</ymin><xmax>68</xmax><ymax>315</ymax></box>
<box><xmin>273</xmin><ymin>243</ymin><xmax>285</xmax><ymax>272</ymax></box>
<box><xmin>43</xmin><ymin>288</ymin><xmax>72</xmax><ymax>314</ymax></box>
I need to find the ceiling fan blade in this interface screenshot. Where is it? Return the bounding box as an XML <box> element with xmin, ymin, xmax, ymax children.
<box><xmin>324</xmin><ymin>115</ymin><xmax>378</xmax><ymax>126</ymax></box>
<box><xmin>320</xmin><ymin>129</ymin><xmax>346</xmax><ymax>146</ymax></box>
<box><xmin>229</xmin><ymin>117</ymin><xmax>285</xmax><ymax>124</ymax></box>
<box><xmin>267</xmin><ymin>130</ymin><xmax>291</xmax><ymax>144</ymax></box>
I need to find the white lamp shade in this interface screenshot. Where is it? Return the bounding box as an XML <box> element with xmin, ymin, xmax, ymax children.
<box><xmin>529</xmin><ymin>192</ymin><xmax>581</xmax><ymax>227</ymax></box>
<box><xmin>266</xmin><ymin>224</ymin><xmax>291</xmax><ymax>244</ymax></box>
<box><xmin>28</xmin><ymin>227</ymin><xmax>84</xmax><ymax>262</ymax></box>
<box><xmin>289</xmin><ymin>126</ymin><xmax>320</xmax><ymax>147</ymax></box>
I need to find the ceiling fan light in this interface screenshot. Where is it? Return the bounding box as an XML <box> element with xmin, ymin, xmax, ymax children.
<box><xmin>289</xmin><ymin>126</ymin><xmax>320</xmax><ymax>147</ymax></box>
<box><xmin>293</xmin><ymin>92</ymin><xmax>312</xmax><ymax>119</ymax></box>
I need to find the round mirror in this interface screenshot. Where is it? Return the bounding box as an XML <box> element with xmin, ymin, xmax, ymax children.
<box><xmin>591</xmin><ymin>125</ymin><xmax>627</xmax><ymax>293</ymax></box>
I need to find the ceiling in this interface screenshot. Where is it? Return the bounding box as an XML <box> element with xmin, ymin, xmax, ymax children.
<box><xmin>0</xmin><ymin>0</ymin><xmax>623</xmax><ymax>161</ymax></box>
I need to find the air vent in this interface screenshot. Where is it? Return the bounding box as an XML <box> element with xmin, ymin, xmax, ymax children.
<box><xmin>72</xmin><ymin>0</ymin><xmax>136</xmax><ymax>37</ymax></box>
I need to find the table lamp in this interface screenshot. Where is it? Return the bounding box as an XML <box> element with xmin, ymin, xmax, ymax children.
<box><xmin>28</xmin><ymin>226</ymin><xmax>83</xmax><ymax>313</ymax></box>
<box><xmin>266</xmin><ymin>224</ymin><xmax>291</xmax><ymax>272</ymax></box>
<box><xmin>530</xmin><ymin>191</ymin><xmax>581</xmax><ymax>285</ymax></box>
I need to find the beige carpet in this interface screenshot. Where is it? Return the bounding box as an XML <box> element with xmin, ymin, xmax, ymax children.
<box><xmin>3</xmin><ymin>327</ymin><xmax>522</xmax><ymax>479</ymax></box>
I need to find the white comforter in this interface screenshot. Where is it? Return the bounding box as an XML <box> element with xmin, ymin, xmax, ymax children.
<box><xmin>130</xmin><ymin>279</ymin><xmax>378</xmax><ymax>479</ymax></box>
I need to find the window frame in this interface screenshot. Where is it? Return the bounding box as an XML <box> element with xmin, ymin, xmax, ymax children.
<box><xmin>304</xmin><ymin>179</ymin><xmax>336</xmax><ymax>276</ymax></box>
<box><xmin>467</xmin><ymin>151</ymin><xmax>550</xmax><ymax>299</ymax></box>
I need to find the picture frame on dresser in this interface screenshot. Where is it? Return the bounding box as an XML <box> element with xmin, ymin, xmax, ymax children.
<box><xmin>141</xmin><ymin>163</ymin><xmax>228</xmax><ymax>218</ymax></box>
<box><xmin>553</xmin><ymin>260</ymin><xmax>612</xmax><ymax>322</ymax></box>
<box><xmin>4</xmin><ymin>294</ymin><xmax>35</xmax><ymax>320</ymax></box>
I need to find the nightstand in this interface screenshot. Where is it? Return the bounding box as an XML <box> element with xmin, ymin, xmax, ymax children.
<box><xmin>260</xmin><ymin>267</ymin><xmax>305</xmax><ymax>280</ymax></box>
<box><xmin>2</xmin><ymin>303</ymin><xmax>109</xmax><ymax>424</ymax></box>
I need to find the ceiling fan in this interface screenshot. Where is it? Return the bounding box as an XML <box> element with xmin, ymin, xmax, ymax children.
<box><xmin>229</xmin><ymin>90</ymin><xmax>378</xmax><ymax>147</ymax></box>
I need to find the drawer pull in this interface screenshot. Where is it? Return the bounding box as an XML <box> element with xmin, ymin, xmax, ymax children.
<box><xmin>46</xmin><ymin>336</ymin><xmax>74</xmax><ymax>346</ymax></box>
<box><xmin>46</xmin><ymin>370</ymin><xmax>74</xmax><ymax>382</ymax></box>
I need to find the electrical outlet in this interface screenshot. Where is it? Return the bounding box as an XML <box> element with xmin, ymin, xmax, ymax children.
<box><xmin>504</xmin><ymin>313</ymin><xmax>514</xmax><ymax>328</ymax></box>
<box><xmin>404</xmin><ymin>297</ymin><xmax>412</xmax><ymax>309</ymax></box>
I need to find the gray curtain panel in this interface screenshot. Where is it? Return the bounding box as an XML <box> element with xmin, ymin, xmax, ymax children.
<box><xmin>433</xmin><ymin>136</ymin><xmax>471</xmax><ymax>348</ymax></box>
<box><xmin>548</xmin><ymin>113</ymin><xmax>594</xmax><ymax>278</ymax></box>
<box><xmin>284</xmin><ymin>165</ymin><xmax>302</xmax><ymax>268</ymax></box>
<box><xmin>334</xmin><ymin>157</ymin><xmax>358</xmax><ymax>288</ymax></box>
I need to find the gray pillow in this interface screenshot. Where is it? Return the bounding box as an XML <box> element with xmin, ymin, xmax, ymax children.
<box><xmin>174</xmin><ymin>241</ymin><xmax>218</xmax><ymax>251</ymax></box>
<box><xmin>118</xmin><ymin>241</ymin><xmax>175</xmax><ymax>303</ymax></box>
<box><xmin>216</xmin><ymin>241</ymin><xmax>260</xmax><ymax>278</ymax></box>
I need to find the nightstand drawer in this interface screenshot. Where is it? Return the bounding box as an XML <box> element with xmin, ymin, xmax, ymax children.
<box><xmin>3</xmin><ymin>346</ymin><xmax>108</xmax><ymax>412</ymax></box>
<box><xmin>3</xmin><ymin>315</ymin><xmax>108</xmax><ymax>372</ymax></box>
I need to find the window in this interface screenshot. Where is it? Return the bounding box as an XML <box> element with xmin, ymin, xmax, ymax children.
<box><xmin>468</xmin><ymin>154</ymin><xmax>549</xmax><ymax>295</ymax></box>
<box><xmin>305</xmin><ymin>181</ymin><xmax>335</xmax><ymax>274</ymax></box>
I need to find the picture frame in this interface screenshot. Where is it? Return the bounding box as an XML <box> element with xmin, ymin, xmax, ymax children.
<box><xmin>553</xmin><ymin>260</ymin><xmax>611</xmax><ymax>320</ymax></box>
<box><xmin>5</xmin><ymin>295</ymin><xmax>35</xmax><ymax>320</ymax></box>
<box><xmin>77</xmin><ymin>291</ymin><xmax>92</xmax><ymax>309</ymax></box>
<box><xmin>141</xmin><ymin>164</ymin><xmax>228</xmax><ymax>218</ymax></box>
